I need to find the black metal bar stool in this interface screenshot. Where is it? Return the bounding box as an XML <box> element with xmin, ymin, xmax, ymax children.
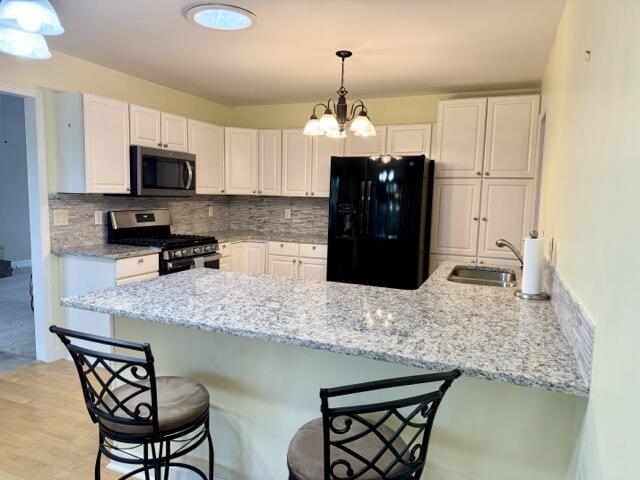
<box><xmin>287</xmin><ymin>370</ymin><xmax>461</xmax><ymax>480</ymax></box>
<box><xmin>50</xmin><ymin>325</ymin><xmax>214</xmax><ymax>480</ymax></box>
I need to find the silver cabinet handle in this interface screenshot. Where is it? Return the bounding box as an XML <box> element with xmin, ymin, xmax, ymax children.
<box><xmin>292</xmin><ymin>258</ymin><xmax>297</xmax><ymax>263</ymax></box>
<box><xmin>484</xmin><ymin>172</ymin><xmax>490</xmax><ymax>176</ymax></box>
<box><xmin>258</xmin><ymin>190</ymin><xmax>262</xmax><ymax>194</ymax></box>
<box><xmin>470</xmin><ymin>259</ymin><xmax>477</xmax><ymax>264</ymax></box>
<box><xmin>164</xmin><ymin>143</ymin><xmax>169</xmax><ymax>148</ymax></box>
<box><xmin>479</xmin><ymin>260</ymin><xmax>485</xmax><ymax>264</ymax></box>
<box><xmin>221</xmin><ymin>189</ymin><xmax>225</xmax><ymax>193</ymax></box>
<box><xmin>280</xmin><ymin>243</ymin><xmax>284</xmax><ymax>247</ymax></box>
<box><xmin>481</xmin><ymin>217</ymin><xmax>488</xmax><ymax>222</ymax></box>
<box><xmin>305</xmin><ymin>192</ymin><xmax>309</xmax><ymax>196</ymax></box>
<box><xmin>299</xmin><ymin>260</ymin><xmax>303</xmax><ymax>264</ymax></box>
<box><xmin>157</xmin><ymin>142</ymin><xmax>163</xmax><ymax>147</ymax></box>
<box><xmin>312</xmin><ymin>246</ymin><xmax>316</xmax><ymax>250</ymax></box>
<box><xmin>473</xmin><ymin>216</ymin><xmax>479</xmax><ymax>221</ymax></box>
<box><xmin>138</xmin><ymin>258</ymin><xmax>144</xmax><ymax>264</ymax></box>
<box><xmin>252</xmin><ymin>190</ymin><xmax>256</xmax><ymax>194</ymax></box>
<box><xmin>311</xmin><ymin>192</ymin><xmax>315</xmax><ymax>196</ymax></box>
<box><xmin>475</xmin><ymin>171</ymin><xmax>481</xmax><ymax>176</ymax></box>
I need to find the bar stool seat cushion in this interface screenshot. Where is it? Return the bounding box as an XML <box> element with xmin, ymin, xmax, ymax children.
<box><xmin>287</xmin><ymin>417</ymin><xmax>410</xmax><ymax>480</ymax></box>
<box><xmin>100</xmin><ymin>376</ymin><xmax>209</xmax><ymax>435</ymax></box>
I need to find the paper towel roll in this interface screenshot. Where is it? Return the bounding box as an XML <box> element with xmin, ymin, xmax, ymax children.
<box><xmin>522</xmin><ymin>237</ymin><xmax>544</xmax><ymax>294</ymax></box>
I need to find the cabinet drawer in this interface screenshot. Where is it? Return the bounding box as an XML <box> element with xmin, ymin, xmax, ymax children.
<box><xmin>219</xmin><ymin>242</ymin><xmax>231</xmax><ymax>257</ymax></box>
<box><xmin>299</xmin><ymin>243</ymin><xmax>327</xmax><ymax>259</ymax></box>
<box><xmin>268</xmin><ymin>241</ymin><xmax>299</xmax><ymax>256</ymax></box>
<box><xmin>116</xmin><ymin>254</ymin><xmax>159</xmax><ymax>280</ymax></box>
<box><xmin>116</xmin><ymin>272</ymin><xmax>159</xmax><ymax>285</ymax></box>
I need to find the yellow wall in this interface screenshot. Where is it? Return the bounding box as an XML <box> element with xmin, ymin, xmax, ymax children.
<box><xmin>227</xmin><ymin>89</ymin><xmax>538</xmax><ymax>129</ymax></box>
<box><xmin>539</xmin><ymin>0</ymin><xmax>639</xmax><ymax>477</ymax></box>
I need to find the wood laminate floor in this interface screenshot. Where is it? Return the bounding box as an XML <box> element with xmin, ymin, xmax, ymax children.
<box><xmin>0</xmin><ymin>360</ymin><xmax>119</xmax><ymax>479</ymax></box>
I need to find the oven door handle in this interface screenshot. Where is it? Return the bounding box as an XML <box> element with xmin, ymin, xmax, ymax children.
<box><xmin>166</xmin><ymin>258</ymin><xmax>195</xmax><ymax>271</ymax></box>
<box><xmin>185</xmin><ymin>161</ymin><xmax>194</xmax><ymax>190</ymax></box>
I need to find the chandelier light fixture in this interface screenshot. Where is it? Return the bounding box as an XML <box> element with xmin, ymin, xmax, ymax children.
<box><xmin>303</xmin><ymin>50</ymin><xmax>375</xmax><ymax>138</ymax></box>
<box><xmin>0</xmin><ymin>0</ymin><xmax>64</xmax><ymax>59</ymax></box>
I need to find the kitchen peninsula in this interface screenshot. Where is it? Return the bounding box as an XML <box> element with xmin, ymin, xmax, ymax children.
<box><xmin>61</xmin><ymin>263</ymin><xmax>588</xmax><ymax>480</ymax></box>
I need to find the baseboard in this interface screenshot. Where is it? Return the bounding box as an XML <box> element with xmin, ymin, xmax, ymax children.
<box><xmin>11</xmin><ymin>259</ymin><xmax>32</xmax><ymax>269</ymax></box>
<box><xmin>107</xmin><ymin>460</ymin><xmax>226</xmax><ymax>480</ymax></box>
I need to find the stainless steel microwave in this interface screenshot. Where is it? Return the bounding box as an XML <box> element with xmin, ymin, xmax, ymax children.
<box><xmin>130</xmin><ymin>146</ymin><xmax>196</xmax><ymax>196</ymax></box>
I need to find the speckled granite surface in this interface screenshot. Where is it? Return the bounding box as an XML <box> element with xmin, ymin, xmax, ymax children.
<box><xmin>60</xmin><ymin>262</ymin><xmax>588</xmax><ymax>396</ymax></box>
<box><xmin>51</xmin><ymin>244</ymin><xmax>161</xmax><ymax>259</ymax></box>
<box><xmin>215</xmin><ymin>230</ymin><xmax>327</xmax><ymax>245</ymax></box>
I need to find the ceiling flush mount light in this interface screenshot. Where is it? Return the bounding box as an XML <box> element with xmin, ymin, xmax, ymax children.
<box><xmin>304</xmin><ymin>50</ymin><xmax>375</xmax><ymax>138</ymax></box>
<box><xmin>0</xmin><ymin>0</ymin><xmax>64</xmax><ymax>35</ymax></box>
<box><xmin>184</xmin><ymin>3</ymin><xmax>256</xmax><ymax>31</ymax></box>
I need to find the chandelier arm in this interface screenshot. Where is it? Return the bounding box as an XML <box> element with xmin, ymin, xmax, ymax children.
<box><xmin>347</xmin><ymin>100</ymin><xmax>367</xmax><ymax>122</ymax></box>
<box><xmin>311</xmin><ymin>102</ymin><xmax>329</xmax><ymax>117</ymax></box>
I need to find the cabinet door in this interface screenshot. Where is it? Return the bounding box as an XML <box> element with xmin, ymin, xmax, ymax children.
<box><xmin>428</xmin><ymin>254</ymin><xmax>476</xmax><ymax>276</ymax></box>
<box><xmin>483</xmin><ymin>95</ymin><xmax>539</xmax><ymax>178</ymax></box>
<box><xmin>219</xmin><ymin>256</ymin><xmax>232</xmax><ymax>271</ymax></box>
<box><xmin>435</xmin><ymin>98</ymin><xmax>487</xmax><ymax>178</ymax></box>
<box><xmin>282</xmin><ymin>129</ymin><xmax>313</xmax><ymax>197</ymax></box>
<box><xmin>230</xmin><ymin>243</ymin><xmax>245</xmax><ymax>272</ymax></box>
<box><xmin>161</xmin><ymin>113</ymin><xmax>188</xmax><ymax>152</ymax></box>
<box><xmin>268</xmin><ymin>254</ymin><xmax>298</xmax><ymax>278</ymax></box>
<box><xmin>298</xmin><ymin>257</ymin><xmax>327</xmax><ymax>281</ymax></box>
<box><xmin>344</xmin><ymin>126</ymin><xmax>387</xmax><ymax>156</ymax></box>
<box><xmin>189</xmin><ymin>120</ymin><xmax>225</xmax><ymax>194</ymax></box>
<box><xmin>83</xmin><ymin>94</ymin><xmax>130</xmax><ymax>194</ymax></box>
<box><xmin>312</xmin><ymin>135</ymin><xmax>343</xmax><ymax>198</ymax></box>
<box><xmin>430</xmin><ymin>179</ymin><xmax>481</xmax><ymax>256</ymax></box>
<box><xmin>244</xmin><ymin>242</ymin><xmax>266</xmax><ymax>274</ymax></box>
<box><xmin>129</xmin><ymin>105</ymin><xmax>161</xmax><ymax>148</ymax></box>
<box><xmin>258</xmin><ymin>129</ymin><xmax>282</xmax><ymax>196</ymax></box>
<box><xmin>225</xmin><ymin>128</ymin><xmax>258</xmax><ymax>195</ymax></box>
<box><xmin>386</xmin><ymin>124</ymin><xmax>432</xmax><ymax>156</ymax></box>
<box><xmin>477</xmin><ymin>179</ymin><xmax>533</xmax><ymax>259</ymax></box>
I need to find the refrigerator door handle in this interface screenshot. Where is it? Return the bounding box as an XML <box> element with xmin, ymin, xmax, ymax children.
<box><xmin>364</xmin><ymin>180</ymin><xmax>372</xmax><ymax>233</ymax></box>
<box><xmin>359</xmin><ymin>180</ymin><xmax>366</xmax><ymax>234</ymax></box>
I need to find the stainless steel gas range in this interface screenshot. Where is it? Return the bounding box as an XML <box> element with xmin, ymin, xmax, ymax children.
<box><xmin>108</xmin><ymin>209</ymin><xmax>219</xmax><ymax>275</ymax></box>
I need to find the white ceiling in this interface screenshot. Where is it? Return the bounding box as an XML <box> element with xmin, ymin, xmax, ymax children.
<box><xmin>48</xmin><ymin>0</ymin><xmax>565</xmax><ymax>105</ymax></box>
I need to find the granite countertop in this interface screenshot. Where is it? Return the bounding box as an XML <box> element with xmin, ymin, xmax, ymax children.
<box><xmin>61</xmin><ymin>262</ymin><xmax>588</xmax><ymax>396</ymax></box>
<box><xmin>51</xmin><ymin>244</ymin><xmax>161</xmax><ymax>260</ymax></box>
<box><xmin>215</xmin><ymin>230</ymin><xmax>327</xmax><ymax>245</ymax></box>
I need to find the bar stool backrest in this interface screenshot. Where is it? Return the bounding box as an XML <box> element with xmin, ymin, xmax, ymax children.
<box><xmin>319</xmin><ymin>369</ymin><xmax>461</xmax><ymax>480</ymax></box>
<box><xmin>50</xmin><ymin>325</ymin><xmax>160</xmax><ymax>436</ymax></box>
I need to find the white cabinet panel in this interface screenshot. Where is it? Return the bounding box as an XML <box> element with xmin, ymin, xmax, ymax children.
<box><xmin>268</xmin><ymin>254</ymin><xmax>298</xmax><ymax>278</ymax></box>
<box><xmin>83</xmin><ymin>94</ymin><xmax>130</xmax><ymax>193</ymax></box>
<box><xmin>244</xmin><ymin>242</ymin><xmax>266</xmax><ymax>274</ymax></box>
<box><xmin>435</xmin><ymin>98</ymin><xmax>487</xmax><ymax>178</ymax></box>
<box><xmin>477</xmin><ymin>179</ymin><xmax>533</xmax><ymax>259</ymax></box>
<box><xmin>312</xmin><ymin>136</ymin><xmax>343</xmax><ymax>198</ymax></box>
<box><xmin>116</xmin><ymin>254</ymin><xmax>160</xmax><ymax>280</ymax></box>
<box><xmin>268</xmin><ymin>241</ymin><xmax>299</xmax><ymax>257</ymax></box>
<box><xmin>189</xmin><ymin>120</ymin><xmax>225</xmax><ymax>194</ymax></box>
<box><xmin>430</xmin><ymin>179</ymin><xmax>482</xmax><ymax>256</ymax></box>
<box><xmin>344</xmin><ymin>127</ymin><xmax>387</xmax><ymax>156</ymax></box>
<box><xmin>484</xmin><ymin>95</ymin><xmax>539</xmax><ymax>178</ymax></box>
<box><xmin>282</xmin><ymin>129</ymin><xmax>313</xmax><ymax>197</ymax></box>
<box><xmin>230</xmin><ymin>242</ymin><xmax>245</xmax><ymax>272</ymax></box>
<box><xmin>225</xmin><ymin>128</ymin><xmax>258</xmax><ymax>195</ymax></box>
<box><xmin>258</xmin><ymin>129</ymin><xmax>282</xmax><ymax>196</ymax></box>
<box><xmin>386</xmin><ymin>124</ymin><xmax>432</xmax><ymax>156</ymax></box>
<box><xmin>220</xmin><ymin>256</ymin><xmax>232</xmax><ymax>271</ymax></box>
<box><xmin>298</xmin><ymin>257</ymin><xmax>327</xmax><ymax>281</ymax></box>
<box><xmin>161</xmin><ymin>113</ymin><xmax>188</xmax><ymax>152</ymax></box>
<box><xmin>129</xmin><ymin>105</ymin><xmax>161</xmax><ymax>148</ymax></box>
<box><xmin>298</xmin><ymin>243</ymin><xmax>327</xmax><ymax>259</ymax></box>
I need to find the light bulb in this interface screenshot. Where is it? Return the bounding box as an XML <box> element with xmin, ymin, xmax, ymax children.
<box><xmin>349</xmin><ymin>112</ymin><xmax>370</xmax><ymax>133</ymax></box>
<box><xmin>303</xmin><ymin>116</ymin><xmax>324</xmax><ymax>136</ymax></box>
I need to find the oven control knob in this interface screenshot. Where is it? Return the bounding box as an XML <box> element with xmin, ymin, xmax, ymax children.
<box><xmin>204</xmin><ymin>245</ymin><xmax>212</xmax><ymax>252</ymax></box>
<box><xmin>174</xmin><ymin>250</ymin><xmax>182</xmax><ymax>258</ymax></box>
<box><xmin>193</xmin><ymin>247</ymin><xmax>201</xmax><ymax>255</ymax></box>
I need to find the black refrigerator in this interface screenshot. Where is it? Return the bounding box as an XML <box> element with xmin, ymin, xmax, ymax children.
<box><xmin>327</xmin><ymin>155</ymin><xmax>434</xmax><ymax>290</ymax></box>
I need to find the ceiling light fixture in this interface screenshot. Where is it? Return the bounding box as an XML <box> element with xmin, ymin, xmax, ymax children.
<box><xmin>183</xmin><ymin>3</ymin><xmax>256</xmax><ymax>31</ymax></box>
<box><xmin>303</xmin><ymin>50</ymin><xmax>375</xmax><ymax>138</ymax></box>
<box><xmin>0</xmin><ymin>26</ymin><xmax>50</xmax><ymax>59</ymax></box>
<box><xmin>0</xmin><ymin>0</ymin><xmax>64</xmax><ymax>35</ymax></box>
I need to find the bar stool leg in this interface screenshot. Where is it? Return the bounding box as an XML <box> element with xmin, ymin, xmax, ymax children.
<box><xmin>207</xmin><ymin>429</ymin><xmax>214</xmax><ymax>480</ymax></box>
<box><xmin>94</xmin><ymin>448</ymin><xmax>102</xmax><ymax>480</ymax></box>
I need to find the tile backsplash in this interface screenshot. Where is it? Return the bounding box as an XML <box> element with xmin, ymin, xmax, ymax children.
<box><xmin>48</xmin><ymin>194</ymin><xmax>329</xmax><ymax>248</ymax></box>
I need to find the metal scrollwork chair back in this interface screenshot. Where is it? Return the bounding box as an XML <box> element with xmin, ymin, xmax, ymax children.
<box><xmin>318</xmin><ymin>370</ymin><xmax>461</xmax><ymax>480</ymax></box>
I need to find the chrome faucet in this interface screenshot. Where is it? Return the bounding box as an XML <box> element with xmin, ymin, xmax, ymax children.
<box><xmin>495</xmin><ymin>239</ymin><xmax>523</xmax><ymax>267</ymax></box>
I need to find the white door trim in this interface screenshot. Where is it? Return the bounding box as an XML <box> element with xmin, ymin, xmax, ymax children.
<box><xmin>0</xmin><ymin>81</ymin><xmax>59</xmax><ymax>362</ymax></box>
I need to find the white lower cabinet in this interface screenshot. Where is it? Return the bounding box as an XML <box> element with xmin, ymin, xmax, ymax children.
<box><xmin>244</xmin><ymin>242</ymin><xmax>267</xmax><ymax>274</ymax></box>
<box><xmin>267</xmin><ymin>242</ymin><xmax>327</xmax><ymax>281</ymax></box>
<box><xmin>298</xmin><ymin>257</ymin><xmax>327</xmax><ymax>281</ymax></box>
<box><xmin>230</xmin><ymin>242</ymin><xmax>246</xmax><ymax>272</ymax></box>
<box><xmin>219</xmin><ymin>256</ymin><xmax>231</xmax><ymax>271</ymax></box>
<box><xmin>268</xmin><ymin>254</ymin><xmax>298</xmax><ymax>278</ymax></box>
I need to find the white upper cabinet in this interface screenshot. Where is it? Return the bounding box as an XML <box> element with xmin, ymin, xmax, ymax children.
<box><xmin>386</xmin><ymin>124</ymin><xmax>432</xmax><ymax>156</ymax></box>
<box><xmin>129</xmin><ymin>105</ymin><xmax>161</xmax><ymax>148</ymax></box>
<box><xmin>430</xmin><ymin>179</ymin><xmax>482</xmax><ymax>256</ymax></box>
<box><xmin>56</xmin><ymin>92</ymin><xmax>130</xmax><ymax>194</ymax></box>
<box><xmin>312</xmin><ymin>135</ymin><xmax>343</xmax><ymax>197</ymax></box>
<box><xmin>161</xmin><ymin>113</ymin><xmax>188</xmax><ymax>152</ymax></box>
<box><xmin>477</xmin><ymin>179</ymin><xmax>533</xmax><ymax>259</ymax></box>
<box><xmin>130</xmin><ymin>106</ymin><xmax>188</xmax><ymax>152</ymax></box>
<box><xmin>435</xmin><ymin>98</ymin><xmax>487</xmax><ymax>178</ymax></box>
<box><xmin>344</xmin><ymin>126</ymin><xmax>387</xmax><ymax>156</ymax></box>
<box><xmin>188</xmin><ymin>120</ymin><xmax>224</xmax><ymax>194</ymax></box>
<box><xmin>483</xmin><ymin>95</ymin><xmax>539</xmax><ymax>178</ymax></box>
<box><xmin>282</xmin><ymin>129</ymin><xmax>313</xmax><ymax>197</ymax></box>
<box><xmin>258</xmin><ymin>129</ymin><xmax>282</xmax><ymax>196</ymax></box>
<box><xmin>225</xmin><ymin>127</ymin><xmax>258</xmax><ymax>195</ymax></box>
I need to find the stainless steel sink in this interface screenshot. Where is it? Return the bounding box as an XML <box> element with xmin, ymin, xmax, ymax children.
<box><xmin>447</xmin><ymin>265</ymin><xmax>517</xmax><ymax>288</ymax></box>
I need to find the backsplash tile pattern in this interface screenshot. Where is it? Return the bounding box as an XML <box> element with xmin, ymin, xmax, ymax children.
<box><xmin>48</xmin><ymin>194</ymin><xmax>329</xmax><ymax>249</ymax></box>
<box><xmin>229</xmin><ymin>196</ymin><xmax>329</xmax><ymax>236</ymax></box>
<box><xmin>544</xmin><ymin>260</ymin><xmax>595</xmax><ymax>384</ymax></box>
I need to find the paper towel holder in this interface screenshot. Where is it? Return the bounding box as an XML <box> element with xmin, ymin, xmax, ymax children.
<box><xmin>515</xmin><ymin>290</ymin><xmax>550</xmax><ymax>301</ymax></box>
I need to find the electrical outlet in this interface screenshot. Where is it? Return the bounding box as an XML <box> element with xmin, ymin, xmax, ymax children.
<box><xmin>53</xmin><ymin>209</ymin><xmax>68</xmax><ymax>226</ymax></box>
<box><xmin>208</xmin><ymin>206</ymin><xmax>214</xmax><ymax>217</ymax></box>
<box><xmin>94</xmin><ymin>210</ymin><xmax>102</xmax><ymax>225</ymax></box>
<box><xmin>284</xmin><ymin>208</ymin><xmax>291</xmax><ymax>219</ymax></box>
